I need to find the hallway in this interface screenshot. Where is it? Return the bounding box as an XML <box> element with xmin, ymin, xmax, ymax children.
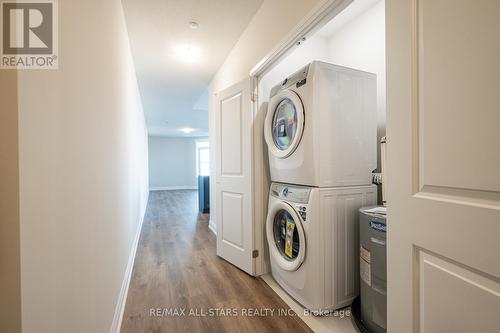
<box><xmin>121</xmin><ymin>190</ymin><xmax>312</xmax><ymax>333</ymax></box>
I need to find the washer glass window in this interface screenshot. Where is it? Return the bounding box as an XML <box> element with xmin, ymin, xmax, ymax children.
<box><xmin>272</xmin><ymin>98</ymin><xmax>298</xmax><ymax>151</ymax></box>
<box><xmin>273</xmin><ymin>209</ymin><xmax>300</xmax><ymax>260</ymax></box>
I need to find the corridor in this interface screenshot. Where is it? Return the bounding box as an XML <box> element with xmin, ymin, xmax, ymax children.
<box><xmin>121</xmin><ymin>190</ymin><xmax>312</xmax><ymax>332</ymax></box>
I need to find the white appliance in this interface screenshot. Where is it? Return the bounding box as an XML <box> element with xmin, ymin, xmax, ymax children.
<box><xmin>264</xmin><ymin>61</ymin><xmax>377</xmax><ymax>187</ymax></box>
<box><xmin>266</xmin><ymin>182</ymin><xmax>377</xmax><ymax>312</ymax></box>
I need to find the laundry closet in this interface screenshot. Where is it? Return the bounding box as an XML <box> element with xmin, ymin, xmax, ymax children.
<box><xmin>213</xmin><ymin>0</ymin><xmax>386</xmax><ymax>328</ymax></box>
<box><xmin>255</xmin><ymin>0</ymin><xmax>385</xmax><ymax>319</ymax></box>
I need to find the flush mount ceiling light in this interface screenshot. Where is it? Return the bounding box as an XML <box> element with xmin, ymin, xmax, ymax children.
<box><xmin>175</xmin><ymin>44</ymin><xmax>201</xmax><ymax>63</ymax></box>
<box><xmin>179</xmin><ymin>127</ymin><xmax>195</xmax><ymax>134</ymax></box>
<box><xmin>188</xmin><ymin>21</ymin><xmax>199</xmax><ymax>29</ymax></box>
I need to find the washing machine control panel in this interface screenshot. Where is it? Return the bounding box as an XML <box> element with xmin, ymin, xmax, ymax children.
<box><xmin>271</xmin><ymin>183</ymin><xmax>311</xmax><ymax>204</ymax></box>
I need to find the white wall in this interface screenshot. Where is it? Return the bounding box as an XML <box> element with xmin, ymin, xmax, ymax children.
<box><xmin>148</xmin><ymin>136</ymin><xmax>204</xmax><ymax>190</ymax></box>
<box><xmin>209</xmin><ymin>0</ymin><xmax>320</xmax><ymax>93</ymax></box>
<box><xmin>0</xmin><ymin>67</ymin><xmax>21</xmax><ymax>333</ymax></box>
<box><xmin>17</xmin><ymin>1</ymin><xmax>149</xmax><ymax>332</ymax></box>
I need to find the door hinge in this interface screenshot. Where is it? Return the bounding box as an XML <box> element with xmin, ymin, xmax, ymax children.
<box><xmin>251</xmin><ymin>92</ymin><xmax>258</xmax><ymax>102</ymax></box>
<box><xmin>252</xmin><ymin>250</ymin><xmax>259</xmax><ymax>258</ymax></box>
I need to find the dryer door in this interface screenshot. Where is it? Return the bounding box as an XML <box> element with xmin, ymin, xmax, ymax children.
<box><xmin>264</xmin><ymin>89</ymin><xmax>305</xmax><ymax>158</ymax></box>
<box><xmin>266</xmin><ymin>200</ymin><xmax>306</xmax><ymax>271</ymax></box>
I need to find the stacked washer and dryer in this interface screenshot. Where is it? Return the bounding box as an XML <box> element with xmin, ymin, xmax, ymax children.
<box><xmin>264</xmin><ymin>61</ymin><xmax>378</xmax><ymax>313</ymax></box>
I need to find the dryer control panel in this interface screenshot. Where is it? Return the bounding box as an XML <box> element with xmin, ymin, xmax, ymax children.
<box><xmin>269</xmin><ymin>64</ymin><xmax>309</xmax><ymax>98</ymax></box>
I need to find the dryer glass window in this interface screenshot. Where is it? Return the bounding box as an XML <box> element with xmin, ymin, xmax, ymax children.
<box><xmin>272</xmin><ymin>98</ymin><xmax>298</xmax><ymax>150</ymax></box>
<box><xmin>273</xmin><ymin>210</ymin><xmax>300</xmax><ymax>260</ymax></box>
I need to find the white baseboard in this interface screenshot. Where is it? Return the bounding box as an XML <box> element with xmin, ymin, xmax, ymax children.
<box><xmin>109</xmin><ymin>195</ymin><xmax>148</xmax><ymax>333</ymax></box>
<box><xmin>208</xmin><ymin>219</ymin><xmax>217</xmax><ymax>235</ymax></box>
<box><xmin>149</xmin><ymin>186</ymin><xmax>198</xmax><ymax>191</ymax></box>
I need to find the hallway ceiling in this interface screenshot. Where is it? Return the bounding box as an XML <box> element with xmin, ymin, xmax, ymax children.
<box><xmin>122</xmin><ymin>0</ymin><xmax>263</xmax><ymax>137</ymax></box>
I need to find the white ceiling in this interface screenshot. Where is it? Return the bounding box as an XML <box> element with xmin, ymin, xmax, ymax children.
<box><xmin>122</xmin><ymin>0</ymin><xmax>263</xmax><ymax>137</ymax></box>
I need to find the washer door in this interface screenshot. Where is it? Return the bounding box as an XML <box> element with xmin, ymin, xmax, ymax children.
<box><xmin>264</xmin><ymin>89</ymin><xmax>305</xmax><ymax>158</ymax></box>
<box><xmin>266</xmin><ymin>201</ymin><xmax>306</xmax><ymax>271</ymax></box>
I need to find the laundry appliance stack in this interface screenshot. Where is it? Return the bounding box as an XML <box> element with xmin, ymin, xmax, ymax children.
<box><xmin>264</xmin><ymin>61</ymin><xmax>378</xmax><ymax>312</ymax></box>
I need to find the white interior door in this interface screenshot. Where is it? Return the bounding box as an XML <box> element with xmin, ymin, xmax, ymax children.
<box><xmin>387</xmin><ymin>1</ymin><xmax>500</xmax><ymax>332</ymax></box>
<box><xmin>215</xmin><ymin>78</ymin><xmax>255</xmax><ymax>275</ymax></box>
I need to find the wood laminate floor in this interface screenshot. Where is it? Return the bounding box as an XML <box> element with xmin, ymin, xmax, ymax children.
<box><xmin>121</xmin><ymin>190</ymin><xmax>313</xmax><ymax>333</ymax></box>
